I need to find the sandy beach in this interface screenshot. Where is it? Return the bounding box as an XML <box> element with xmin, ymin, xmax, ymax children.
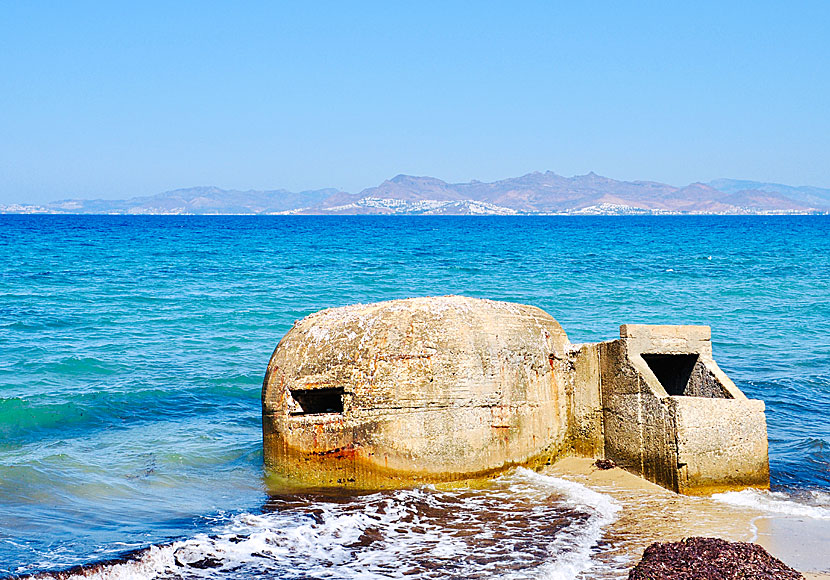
<box><xmin>544</xmin><ymin>457</ymin><xmax>830</xmax><ymax>578</ymax></box>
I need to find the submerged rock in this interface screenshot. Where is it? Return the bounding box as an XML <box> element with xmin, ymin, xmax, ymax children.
<box><xmin>627</xmin><ymin>537</ymin><xmax>803</xmax><ymax>580</ymax></box>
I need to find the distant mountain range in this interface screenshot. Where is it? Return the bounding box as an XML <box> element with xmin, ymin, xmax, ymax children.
<box><xmin>4</xmin><ymin>172</ymin><xmax>830</xmax><ymax>215</ymax></box>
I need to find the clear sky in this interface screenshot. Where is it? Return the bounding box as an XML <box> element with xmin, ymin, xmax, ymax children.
<box><xmin>1</xmin><ymin>1</ymin><xmax>829</xmax><ymax>203</ymax></box>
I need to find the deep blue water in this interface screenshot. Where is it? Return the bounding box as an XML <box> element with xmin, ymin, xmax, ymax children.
<box><xmin>0</xmin><ymin>215</ymin><xmax>828</xmax><ymax>576</ymax></box>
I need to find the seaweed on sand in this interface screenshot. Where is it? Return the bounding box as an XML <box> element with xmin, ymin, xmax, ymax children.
<box><xmin>627</xmin><ymin>537</ymin><xmax>803</xmax><ymax>580</ymax></box>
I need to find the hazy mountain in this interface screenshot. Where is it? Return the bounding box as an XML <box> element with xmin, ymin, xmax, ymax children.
<box><xmin>17</xmin><ymin>187</ymin><xmax>346</xmax><ymax>215</ymax></box>
<box><xmin>359</xmin><ymin>175</ymin><xmax>467</xmax><ymax>202</ymax></box>
<box><xmin>707</xmin><ymin>178</ymin><xmax>830</xmax><ymax>208</ymax></box>
<box><xmin>465</xmin><ymin>171</ymin><xmax>680</xmax><ymax>212</ymax></box>
<box><xmin>3</xmin><ymin>173</ymin><xmax>828</xmax><ymax>215</ymax></box>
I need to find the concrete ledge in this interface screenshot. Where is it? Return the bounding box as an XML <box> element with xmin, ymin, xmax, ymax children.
<box><xmin>620</xmin><ymin>324</ymin><xmax>711</xmax><ymax>341</ymax></box>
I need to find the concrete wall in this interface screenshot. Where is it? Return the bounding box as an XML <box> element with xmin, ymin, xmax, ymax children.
<box><xmin>567</xmin><ymin>343</ymin><xmax>604</xmax><ymax>458</ymax></box>
<box><xmin>672</xmin><ymin>397</ymin><xmax>769</xmax><ymax>494</ymax></box>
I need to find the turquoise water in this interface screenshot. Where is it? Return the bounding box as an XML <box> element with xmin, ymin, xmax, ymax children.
<box><xmin>0</xmin><ymin>215</ymin><xmax>828</xmax><ymax>577</ymax></box>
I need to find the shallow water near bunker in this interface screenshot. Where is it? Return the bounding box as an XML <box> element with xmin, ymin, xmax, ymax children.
<box><xmin>1</xmin><ymin>215</ymin><xmax>829</xmax><ymax>577</ymax></box>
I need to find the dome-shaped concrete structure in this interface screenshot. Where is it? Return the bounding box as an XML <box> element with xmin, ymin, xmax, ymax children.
<box><xmin>262</xmin><ymin>296</ymin><xmax>573</xmax><ymax>487</ymax></box>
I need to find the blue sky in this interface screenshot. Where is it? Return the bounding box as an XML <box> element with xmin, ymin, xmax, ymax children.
<box><xmin>1</xmin><ymin>1</ymin><xmax>829</xmax><ymax>203</ymax></box>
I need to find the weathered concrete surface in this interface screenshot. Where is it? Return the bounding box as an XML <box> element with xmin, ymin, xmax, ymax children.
<box><xmin>568</xmin><ymin>342</ymin><xmax>604</xmax><ymax>458</ymax></box>
<box><xmin>672</xmin><ymin>397</ymin><xmax>769</xmax><ymax>494</ymax></box>
<box><xmin>262</xmin><ymin>296</ymin><xmax>573</xmax><ymax>488</ymax></box>
<box><xmin>262</xmin><ymin>297</ymin><xmax>770</xmax><ymax>494</ymax></box>
<box><xmin>600</xmin><ymin>325</ymin><xmax>770</xmax><ymax>494</ymax></box>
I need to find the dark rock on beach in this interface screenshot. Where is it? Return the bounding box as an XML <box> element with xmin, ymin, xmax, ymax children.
<box><xmin>628</xmin><ymin>537</ymin><xmax>803</xmax><ymax>580</ymax></box>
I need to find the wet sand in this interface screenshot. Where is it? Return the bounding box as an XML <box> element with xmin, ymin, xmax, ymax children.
<box><xmin>544</xmin><ymin>457</ymin><xmax>830</xmax><ymax>579</ymax></box>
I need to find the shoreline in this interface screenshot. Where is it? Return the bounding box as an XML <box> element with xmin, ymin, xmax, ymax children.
<box><xmin>544</xmin><ymin>457</ymin><xmax>830</xmax><ymax>578</ymax></box>
<box><xmin>7</xmin><ymin>459</ymin><xmax>829</xmax><ymax>579</ymax></box>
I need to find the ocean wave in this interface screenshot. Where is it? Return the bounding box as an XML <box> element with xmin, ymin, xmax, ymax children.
<box><xmin>711</xmin><ymin>488</ymin><xmax>830</xmax><ymax>520</ymax></box>
<box><xmin>0</xmin><ymin>381</ymin><xmax>260</xmax><ymax>447</ymax></box>
<box><xmin>25</xmin><ymin>470</ymin><xmax>619</xmax><ymax>580</ymax></box>
<box><xmin>49</xmin><ymin>357</ymin><xmax>124</xmax><ymax>376</ymax></box>
<box><xmin>511</xmin><ymin>468</ymin><xmax>620</xmax><ymax>579</ymax></box>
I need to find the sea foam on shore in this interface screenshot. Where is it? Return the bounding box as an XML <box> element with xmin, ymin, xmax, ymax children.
<box><xmin>25</xmin><ymin>470</ymin><xmax>619</xmax><ymax>580</ymax></box>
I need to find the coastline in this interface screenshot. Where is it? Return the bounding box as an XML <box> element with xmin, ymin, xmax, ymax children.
<box><xmin>6</xmin><ymin>457</ymin><xmax>828</xmax><ymax>579</ymax></box>
<box><xmin>544</xmin><ymin>457</ymin><xmax>830</xmax><ymax>578</ymax></box>
<box><xmin>2</xmin><ymin>216</ymin><xmax>827</xmax><ymax>577</ymax></box>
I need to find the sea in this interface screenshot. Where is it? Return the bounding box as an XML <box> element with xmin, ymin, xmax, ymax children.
<box><xmin>0</xmin><ymin>215</ymin><xmax>828</xmax><ymax>578</ymax></box>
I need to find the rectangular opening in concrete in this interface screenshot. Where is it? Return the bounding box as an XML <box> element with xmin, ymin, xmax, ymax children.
<box><xmin>641</xmin><ymin>354</ymin><xmax>699</xmax><ymax>396</ymax></box>
<box><xmin>641</xmin><ymin>354</ymin><xmax>732</xmax><ymax>398</ymax></box>
<box><xmin>289</xmin><ymin>387</ymin><xmax>344</xmax><ymax>415</ymax></box>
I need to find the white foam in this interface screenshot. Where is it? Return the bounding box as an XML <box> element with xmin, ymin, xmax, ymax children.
<box><xmin>808</xmin><ymin>489</ymin><xmax>830</xmax><ymax>506</ymax></box>
<box><xmin>712</xmin><ymin>488</ymin><xmax>830</xmax><ymax>520</ymax></box>
<box><xmin>41</xmin><ymin>470</ymin><xmax>621</xmax><ymax>580</ymax></box>
<box><xmin>45</xmin><ymin>546</ymin><xmax>177</xmax><ymax>580</ymax></box>
<box><xmin>511</xmin><ymin>468</ymin><xmax>620</xmax><ymax>579</ymax></box>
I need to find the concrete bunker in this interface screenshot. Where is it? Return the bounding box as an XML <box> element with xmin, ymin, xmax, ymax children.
<box><xmin>262</xmin><ymin>296</ymin><xmax>769</xmax><ymax>495</ymax></box>
<box><xmin>600</xmin><ymin>324</ymin><xmax>769</xmax><ymax>494</ymax></box>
